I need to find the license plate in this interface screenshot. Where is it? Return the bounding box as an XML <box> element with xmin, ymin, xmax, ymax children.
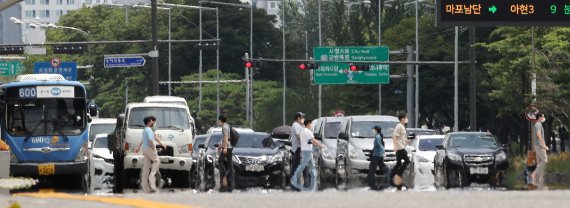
<box><xmin>470</xmin><ymin>167</ymin><xmax>488</xmax><ymax>175</ymax></box>
<box><xmin>38</xmin><ymin>163</ymin><xmax>55</xmax><ymax>176</ymax></box>
<box><xmin>160</xmin><ymin>158</ymin><xmax>171</xmax><ymax>163</ymax></box>
<box><xmin>245</xmin><ymin>164</ymin><xmax>264</xmax><ymax>172</ymax></box>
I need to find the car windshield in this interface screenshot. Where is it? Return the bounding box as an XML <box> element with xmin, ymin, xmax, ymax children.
<box><xmin>128</xmin><ymin>107</ymin><xmax>190</xmax><ymax>129</ymax></box>
<box><xmin>419</xmin><ymin>138</ymin><xmax>444</xmax><ymax>151</ymax></box>
<box><xmin>449</xmin><ymin>135</ymin><xmax>498</xmax><ymax>149</ymax></box>
<box><xmin>351</xmin><ymin>121</ymin><xmax>398</xmax><ymax>138</ymax></box>
<box><xmin>207</xmin><ymin>133</ymin><xmax>223</xmax><ymax>149</ymax></box>
<box><xmin>89</xmin><ymin>123</ymin><xmax>115</xmax><ymax>141</ymax></box>
<box><xmin>234</xmin><ymin>133</ymin><xmax>275</xmax><ymax>148</ymax></box>
<box><xmin>193</xmin><ymin>136</ymin><xmax>207</xmax><ymax>152</ymax></box>
<box><xmin>94</xmin><ymin>137</ymin><xmax>108</xmax><ymax>148</ymax></box>
<box><xmin>324</xmin><ymin>122</ymin><xmax>341</xmax><ymax>138</ymax></box>
<box><xmin>6</xmin><ymin>98</ymin><xmax>87</xmax><ymax>136</ymax></box>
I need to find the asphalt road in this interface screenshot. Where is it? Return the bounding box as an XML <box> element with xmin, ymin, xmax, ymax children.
<box><xmin>3</xmin><ymin>189</ymin><xmax>570</xmax><ymax>208</ymax></box>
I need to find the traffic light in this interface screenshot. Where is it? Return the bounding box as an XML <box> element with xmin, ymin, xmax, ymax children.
<box><xmin>53</xmin><ymin>44</ymin><xmax>86</xmax><ymax>54</ymax></box>
<box><xmin>245</xmin><ymin>61</ymin><xmax>253</xmax><ymax>69</ymax></box>
<box><xmin>349</xmin><ymin>63</ymin><xmax>370</xmax><ymax>71</ymax></box>
<box><xmin>0</xmin><ymin>46</ymin><xmax>25</xmax><ymax>55</ymax></box>
<box><xmin>194</xmin><ymin>41</ymin><xmax>219</xmax><ymax>51</ymax></box>
<box><xmin>244</xmin><ymin>60</ymin><xmax>266</xmax><ymax>69</ymax></box>
<box><xmin>298</xmin><ymin>62</ymin><xmax>319</xmax><ymax>70</ymax></box>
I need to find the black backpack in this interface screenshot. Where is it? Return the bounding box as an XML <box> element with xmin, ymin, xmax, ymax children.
<box><xmin>229</xmin><ymin>125</ymin><xmax>240</xmax><ymax>147</ymax></box>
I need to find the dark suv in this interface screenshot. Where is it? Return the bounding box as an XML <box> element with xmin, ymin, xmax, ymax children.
<box><xmin>434</xmin><ymin>132</ymin><xmax>508</xmax><ymax>188</ymax></box>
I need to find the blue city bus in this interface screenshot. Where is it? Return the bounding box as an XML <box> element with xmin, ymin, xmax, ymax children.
<box><xmin>0</xmin><ymin>74</ymin><xmax>96</xmax><ymax>191</ymax></box>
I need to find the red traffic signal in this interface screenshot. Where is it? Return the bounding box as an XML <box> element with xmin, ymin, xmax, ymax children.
<box><xmin>349</xmin><ymin>64</ymin><xmax>370</xmax><ymax>71</ymax></box>
<box><xmin>299</xmin><ymin>63</ymin><xmax>307</xmax><ymax>70</ymax></box>
<box><xmin>350</xmin><ymin>64</ymin><xmax>357</xmax><ymax>71</ymax></box>
<box><xmin>245</xmin><ymin>61</ymin><xmax>253</xmax><ymax>68</ymax></box>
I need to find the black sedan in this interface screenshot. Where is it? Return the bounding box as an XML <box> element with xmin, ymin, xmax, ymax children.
<box><xmin>196</xmin><ymin>132</ymin><xmax>223</xmax><ymax>191</ymax></box>
<box><xmin>434</xmin><ymin>132</ymin><xmax>508</xmax><ymax>188</ymax></box>
<box><xmin>190</xmin><ymin>134</ymin><xmax>208</xmax><ymax>189</ymax></box>
<box><xmin>232</xmin><ymin>132</ymin><xmax>288</xmax><ymax>189</ymax></box>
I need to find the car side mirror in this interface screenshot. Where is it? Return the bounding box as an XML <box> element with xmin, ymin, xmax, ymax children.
<box><xmin>214</xmin><ymin>144</ymin><xmax>220</xmax><ymax>148</ymax></box>
<box><xmin>314</xmin><ymin>133</ymin><xmax>322</xmax><ymax>141</ymax></box>
<box><xmin>198</xmin><ymin>144</ymin><xmax>205</xmax><ymax>149</ymax></box>
<box><xmin>502</xmin><ymin>144</ymin><xmax>509</xmax><ymax>151</ymax></box>
<box><xmin>408</xmin><ymin>132</ymin><xmax>416</xmax><ymax>140</ymax></box>
<box><xmin>89</xmin><ymin>103</ymin><xmax>98</xmax><ymax>117</ymax></box>
<box><xmin>338</xmin><ymin>132</ymin><xmax>348</xmax><ymax>140</ymax></box>
<box><xmin>436</xmin><ymin>144</ymin><xmax>445</xmax><ymax>150</ymax></box>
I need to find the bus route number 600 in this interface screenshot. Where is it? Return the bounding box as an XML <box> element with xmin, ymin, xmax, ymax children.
<box><xmin>19</xmin><ymin>87</ymin><xmax>37</xmax><ymax>98</ymax></box>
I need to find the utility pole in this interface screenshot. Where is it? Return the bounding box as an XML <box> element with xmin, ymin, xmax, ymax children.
<box><xmin>250</xmin><ymin>1</ymin><xmax>254</xmax><ymax>127</ymax></box>
<box><xmin>415</xmin><ymin>0</ymin><xmax>419</xmax><ymax>128</ymax></box>
<box><xmin>378</xmin><ymin>0</ymin><xmax>382</xmax><ymax>115</ymax></box>
<box><xmin>216</xmin><ymin>8</ymin><xmax>220</xmax><ymax>122</ymax></box>
<box><xmin>469</xmin><ymin>26</ymin><xmax>476</xmax><ymax>131</ymax></box>
<box><xmin>454</xmin><ymin>27</ymin><xmax>459</xmax><ymax>132</ymax></box>
<box><xmin>317</xmin><ymin>0</ymin><xmax>322</xmax><ymax>117</ymax></box>
<box><xmin>282</xmin><ymin>0</ymin><xmax>287</xmax><ymax>125</ymax></box>
<box><xmin>168</xmin><ymin>8</ymin><xmax>172</xmax><ymax>96</ymax></box>
<box><xmin>406</xmin><ymin>46</ymin><xmax>415</xmax><ymax>127</ymax></box>
<box><xmin>245</xmin><ymin>52</ymin><xmax>250</xmax><ymax>123</ymax></box>
<box><xmin>125</xmin><ymin>78</ymin><xmax>129</xmax><ymax>106</ymax></box>
<box><xmin>151</xmin><ymin>0</ymin><xmax>159</xmax><ymax>95</ymax></box>
<box><xmin>199</xmin><ymin>8</ymin><xmax>203</xmax><ymax>112</ymax></box>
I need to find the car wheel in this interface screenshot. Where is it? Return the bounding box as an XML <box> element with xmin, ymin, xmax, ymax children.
<box><xmin>81</xmin><ymin>159</ymin><xmax>91</xmax><ymax>194</ymax></box>
<box><xmin>335</xmin><ymin>158</ymin><xmax>347</xmax><ymax>190</ymax></box>
<box><xmin>198</xmin><ymin>163</ymin><xmax>206</xmax><ymax>191</ymax></box>
<box><xmin>113</xmin><ymin>152</ymin><xmax>124</xmax><ymax>193</ymax></box>
<box><xmin>280</xmin><ymin>166</ymin><xmax>288</xmax><ymax>189</ymax></box>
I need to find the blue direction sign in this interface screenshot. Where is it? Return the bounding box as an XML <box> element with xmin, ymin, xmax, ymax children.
<box><xmin>104</xmin><ymin>56</ymin><xmax>146</xmax><ymax>68</ymax></box>
<box><xmin>34</xmin><ymin>62</ymin><xmax>77</xmax><ymax>81</ymax></box>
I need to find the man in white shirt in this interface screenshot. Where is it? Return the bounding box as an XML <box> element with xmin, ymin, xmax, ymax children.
<box><xmin>391</xmin><ymin>113</ymin><xmax>410</xmax><ymax>190</ymax></box>
<box><xmin>290</xmin><ymin>119</ymin><xmax>322</xmax><ymax>191</ymax></box>
<box><xmin>290</xmin><ymin>112</ymin><xmax>306</xmax><ymax>190</ymax></box>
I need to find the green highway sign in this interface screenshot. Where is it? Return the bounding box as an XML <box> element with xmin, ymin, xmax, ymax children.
<box><xmin>313</xmin><ymin>46</ymin><xmax>390</xmax><ymax>85</ymax></box>
<box><xmin>0</xmin><ymin>61</ymin><xmax>22</xmax><ymax>76</ymax></box>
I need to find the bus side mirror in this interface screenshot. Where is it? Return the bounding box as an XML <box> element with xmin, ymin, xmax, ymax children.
<box><xmin>89</xmin><ymin>104</ymin><xmax>98</xmax><ymax>117</ymax></box>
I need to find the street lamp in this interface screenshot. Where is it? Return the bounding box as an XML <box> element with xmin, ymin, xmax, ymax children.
<box><xmin>10</xmin><ymin>16</ymin><xmax>90</xmax><ymax>42</ymax></box>
<box><xmin>200</xmin><ymin>0</ymin><xmax>254</xmax><ymax>128</ymax></box>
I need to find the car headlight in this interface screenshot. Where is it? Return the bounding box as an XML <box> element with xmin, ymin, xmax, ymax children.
<box><xmin>232</xmin><ymin>155</ymin><xmax>241</xmax><ymax>164</ymax></box>
<box><xmin>496</xmin><ymin>152</ymin><xmax>507</xmax><ymax>162</ymax></box>
<box><xmin>321</xmin><ymin>146</ymin><xmax>334</xmax><ymax>160</ymax></box>
<box><xmin>417</xmin><ymin>155</ymin><xmax>430</xmax><ymax>163</ymax></box>
<box><xmin>178</xmin><ymin>145</ymin><xmax>190</xmax><ymax>154</ymax></box>
<box><xmin>75</xmin><ymin>143</ymin><xmax>89</xmax><ymax>162</ymax></box>
<box><xmin>349</xmin><ymin>144</ymin><xmax>359</xmax><ymax>160</ymax></box>
<box><xmin>447</xmin><ymin>153</ymin><xmax>462</xmax><ymax>161</ymax></box>
<box><xmin>207</xmin><ymin>154</ymin><xmax>214</xmax><ymax>163</ymax></box>
<box><xmin>269</xmin><ymin>154</ymin><xmax>283</xmax><ymax>163</ymax></box>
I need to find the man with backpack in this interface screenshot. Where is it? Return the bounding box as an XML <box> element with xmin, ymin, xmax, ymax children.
<box><xmin>217</xmin><ymin>114</ymin><xmax>238</xmax><ymax>192</ymax></box>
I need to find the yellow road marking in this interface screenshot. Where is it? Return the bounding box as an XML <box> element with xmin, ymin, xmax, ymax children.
<box><xmin>14</xmin><ymin>192</ymin><xmax>194</xmax><ymax>208</ymax></box>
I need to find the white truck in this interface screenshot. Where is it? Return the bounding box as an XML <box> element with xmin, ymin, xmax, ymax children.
<box><xmin>111</xmin><ymin>101</ymin><xmax>195</xmax><ymax>192</ymax></box>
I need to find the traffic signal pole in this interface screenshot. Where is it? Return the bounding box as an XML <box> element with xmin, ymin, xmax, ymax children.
<box><xmin>151</xmin><ymin>0</ymin><xmax>159</xmax><ymax>95</ymax></box>
<box><xmin>406</xmin><ymin>46</ymin><xmax>415</xmax><ymax>127</ymax></box>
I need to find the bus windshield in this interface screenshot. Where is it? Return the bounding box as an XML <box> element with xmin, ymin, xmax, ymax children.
<box><xmin>6</xmin><ymin>98</ymin><xmax>87</xmax><ymax>136</ymax></box>
<box><xmin>128</xmin><ymin>107</ymin><xmax>190</xmax><ymax>130</ymax></box>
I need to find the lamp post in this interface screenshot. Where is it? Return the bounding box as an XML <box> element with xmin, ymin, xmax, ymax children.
<box><xmin>199</xmin><ymin>0</ymin><xmax>254</xmax><ymax>127</ymax></box>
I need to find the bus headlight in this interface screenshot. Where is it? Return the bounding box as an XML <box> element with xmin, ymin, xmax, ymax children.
<box><xmin>75</xmin><ymin>143</ymin><xmax>89</xmax><ymax>162</ymax></box>
<box><xmin>10</xmin><ymin>151</ymin><xmax>18</xmax><ymax>163</ymax></box>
